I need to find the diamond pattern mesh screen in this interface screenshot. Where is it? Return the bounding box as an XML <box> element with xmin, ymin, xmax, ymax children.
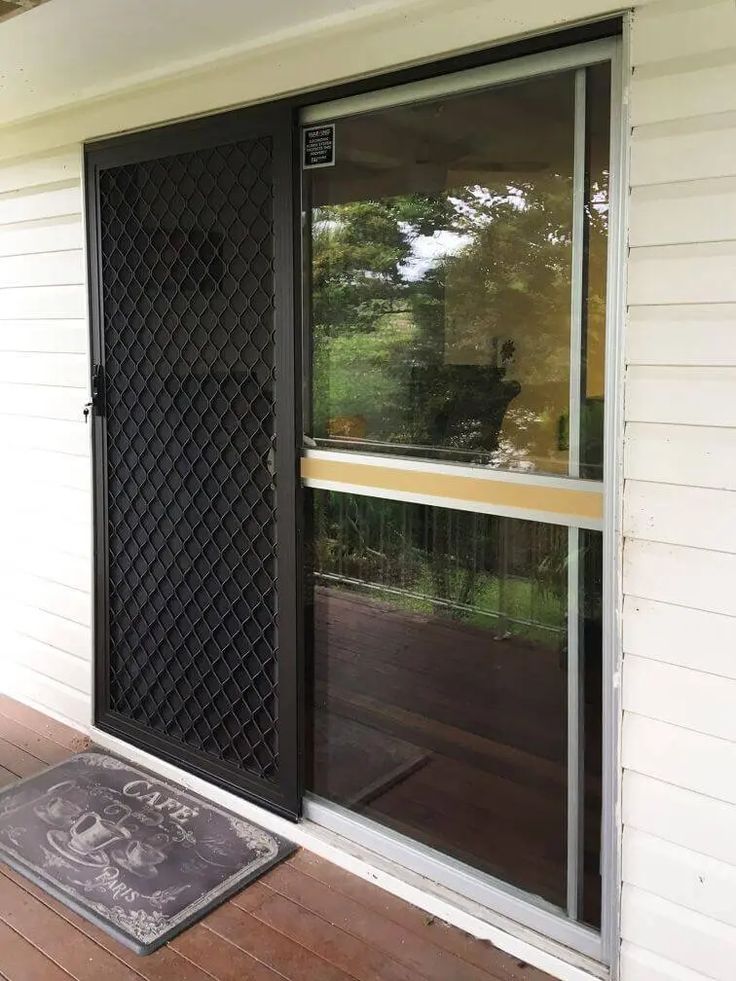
<box><xmin>99</xmin><ymin>138</ymin><xmax>279</xmax><ymax>780</ymax></box>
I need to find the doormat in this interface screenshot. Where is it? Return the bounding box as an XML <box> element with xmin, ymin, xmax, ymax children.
<box><xmin>0</xmin><ymin>751</ymin><xmax>295</xmax><ymax>954</ymax></box>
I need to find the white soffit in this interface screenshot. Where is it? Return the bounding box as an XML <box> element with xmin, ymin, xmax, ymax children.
<box><xmin>0</xmin><ymin>0</ymin><xmax>395</xmax><ymax>126</ymax></box>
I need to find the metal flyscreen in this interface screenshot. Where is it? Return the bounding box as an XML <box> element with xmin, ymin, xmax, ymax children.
<box><xmin>99</xmin><ymin>137</ymin><xmax>279</xmax><ymax>780</ymax></box>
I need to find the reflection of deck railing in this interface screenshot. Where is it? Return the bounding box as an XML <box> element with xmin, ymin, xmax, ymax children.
<box><xmin>315</xmin><ymin>572</ymin><xmax>565</xmax><ymax>637</ymax></box>
<box><xmin>312</xmin><ymin>486</ymin><xmax>571</xmax><ymax>645</ymax></box>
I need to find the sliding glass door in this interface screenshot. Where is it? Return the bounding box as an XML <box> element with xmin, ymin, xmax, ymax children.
<box><xmin>300</xmin><ymin>39</ymin><xmax>617</xmax><ymax>958</ymax></box>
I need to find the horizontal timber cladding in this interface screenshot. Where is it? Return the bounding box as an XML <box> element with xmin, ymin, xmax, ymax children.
<box><xmin>626</xmin><ymin>304</ymin><xmax>736</xmax><ymax>366</ymax></box>
<box><xmin>622</xmin><ymin>2</ymin><xmax>736</xmax><ymax>981</ymax></box>
<box><xmin>0</xmin><ymin>146</ymin><xmax>90</xmax><ymax>730</ymax></box>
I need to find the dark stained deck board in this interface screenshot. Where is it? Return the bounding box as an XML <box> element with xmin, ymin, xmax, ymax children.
<box><xmin>169</xmin><ymin>924</ymin><xmax>285</xmax><ymax>981</ymax></box>
<box><xmin>0</xmin><ymin>713</ymin><xmax>73</xmax><ymax>766</ymax></box>
<box><xmin>0</xmin><ymin>697</ymin><xmax>554</xmax><ymax>981</ymax></box>
<box><xmin>235</xmin><ymin>886</ymin><xmax>424</xmax><ymax>981</ymax></box>
<box><xmin>203</xmin><ymin>901</ymin><xmax>356</xmax><ymax>981</ymax></box>
<box><xmin>0</xmin><ymin>736</ymin><xmax>49</xmax><ymax>779</ymax></box>
<box><xmin>0</xmin><ymin>866</ymin><xmax>216</xmax><ymax>981</ymax></box>
<box><xmin>0</xmin><ymin>871</ymin><xmax>143</xmax><ymax>981</ymax></box>
<box><xmin>261</xmin><ymin>862</ymin><xmax>510</xmax><ymax>981</ymax></box>
<box><xmin>289</xmin><ymin>850</ymin><xmax>549</xmax><ymax>981</ymax></box>
<box><xmin>0</xmin><ymin>765</ymin><xmax>15</xmax><ymax>789</ymax></box>
<box><xmin>0</xmin><ymin>919</ymin><xmax>73</xmax><ymax>981</ymax></box>
<box><xmin>0</xmin><ymin>696</ymin><xmax>90</xmax><ymax>753</ymax></box>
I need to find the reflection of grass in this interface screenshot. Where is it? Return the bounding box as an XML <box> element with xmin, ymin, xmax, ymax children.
<box><xmin>313</xmin><ymin>317</ymin><xmax>410</xmax><ymax>438</ymax></box>
<box><xmin>325</xmin><ymin>561</ymin><xmax>565</xmax><ymax>649</ymax></box>
<box><xmin>462</xmin><ymin>577</ymin><xmax>565</xmax><ymax>644</ymax></box>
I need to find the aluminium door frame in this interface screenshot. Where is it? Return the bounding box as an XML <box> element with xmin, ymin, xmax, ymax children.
<box><xmin>297</xmin><ymin>31</ymin><xmax>627</xmax><ymax>969</ymax></box>
<box><xmin>85</xmin><ymin>103</ymin><xmax>304</xmax><ymax>821</ymax></box>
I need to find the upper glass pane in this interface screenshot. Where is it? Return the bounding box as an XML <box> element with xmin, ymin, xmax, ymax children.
<box><xmin>303</xmin><ymin>65</ymin><xmax>610</xmax><ymax>477</ymax></box>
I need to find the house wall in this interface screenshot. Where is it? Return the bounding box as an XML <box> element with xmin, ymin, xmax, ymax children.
<box><xmin>0</xmin><ymin>1</ymin><xmax>735</xmax><ymax>979</ymax></box>
<box><xmin>621</xmin><ymin>2</ymin><xmax>736</xmax><ymax>980</ymax></box>
<box><xmin>0</xmin><ymin>150</ymin><xmax>90</xmax><ymax>727</ymax></box>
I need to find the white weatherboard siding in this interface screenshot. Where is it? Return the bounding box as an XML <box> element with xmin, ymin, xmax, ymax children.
<box><xmin>0</xmin><ymin>0</ymin><xmax>734</xmax><ymax>980</ymax></box>
<box><xmin>622</xmin><ymin>2</ymin><xmax>736</xmax><ymax>981</ymax></box>
<box><xmin>0</xmin><ymin>149</ymin><xmax>91</xmax><ymax>729</ymax></box>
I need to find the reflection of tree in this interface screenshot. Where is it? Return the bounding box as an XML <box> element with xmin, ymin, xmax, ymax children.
<box><xmin>311</xmin><ymin>175</ymin><xmax>596</xmax><ymax>465</ymax></box>
<box><xmin>404</xmin><ymin>178</ymin><xmax>575</xmax><ymax>456</ymax></box>
<box><xmin>312</xmin><ymin>201</ymin><xmax>413</xmax><ymax>335</ymax></box>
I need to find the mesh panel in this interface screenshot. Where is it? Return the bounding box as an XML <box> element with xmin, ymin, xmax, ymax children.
<box><xmin>99</xmin><ymin>138</ymin><xmax>279</xmax><ymax>780</ymax></box>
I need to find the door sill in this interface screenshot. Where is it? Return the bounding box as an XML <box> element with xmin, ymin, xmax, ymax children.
<box><xmin>303</xmin><ymin>794</ymin><xmax>603</xmax><ymax>962</ymax></box>
<box><xmin>90</xmin><ymin>724</ymin><xmax>608</xmax><ymax>981</ymax></box>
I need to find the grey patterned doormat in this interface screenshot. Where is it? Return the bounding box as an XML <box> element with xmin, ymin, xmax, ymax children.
<box><xmin>0</xmin><ymin>751</ymin><xmax>295</xmax><ymax>954</ymax></box>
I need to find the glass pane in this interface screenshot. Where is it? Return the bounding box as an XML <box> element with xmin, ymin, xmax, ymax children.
<box><xmin>307</xmin><ymin>490</ymin><xmax>603</xmax><ymax>919</ymax></box>
<box><xmin>304</xmin><ymin>69</ymin><xmax>612</xmax><ymax>474</ymax></box>
<box><xmin>580</xmin><ymin>526</ymin><xmax>603</xmax><ymax>927</ymax></box>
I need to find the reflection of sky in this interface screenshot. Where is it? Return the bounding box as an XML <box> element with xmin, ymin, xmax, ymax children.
<box><xmin>398</xmin><ymin>187</ymin><xmax>529</xmax><ymax>282</ymax></box>
<box><xmin>313</xmin><ymin>215</ymin><xmax>473</xmax><ymax>284</ymax></box>
<box><xmin>313</xmin><ymin>217</ymin><xmax>341</xmax><ymax>234</ymax></box>
<box><xmin>314</xmin><ymin>185</ymin><xmax>534</xmax><ymax>284</ymax></box>
<box><xmin>399</xmin><ymin>227</ymin><xmax>473</xmax><ymax>282</ymax></box>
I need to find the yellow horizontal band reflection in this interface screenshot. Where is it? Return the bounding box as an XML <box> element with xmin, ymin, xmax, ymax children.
<box><xmin>300</xmin><ymin>457</ymin><xmax>603</xmax><ymax>523</ymax></box>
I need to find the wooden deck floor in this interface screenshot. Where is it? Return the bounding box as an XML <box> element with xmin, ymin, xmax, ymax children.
<box><xmin>0</xmin><ymin>695</ymin><xmax>552</xmax><ymax>981</ymax></box>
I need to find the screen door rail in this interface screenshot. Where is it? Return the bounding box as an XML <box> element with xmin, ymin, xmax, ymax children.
<box><xmin>300</xmin><ymin>37</ymin><xmax>615</xmax><ymax>124</ymax></box>
<box><xmin>301</xmin><ymin>450</ymin><xmax>603</xmax><ymax>530</ymax></box>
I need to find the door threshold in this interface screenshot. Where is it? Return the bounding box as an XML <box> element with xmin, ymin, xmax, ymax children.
<box><xmin>90</xmin><ymin>724</ymin><xmax>608</xmax><ymax>981</ymax></box>
<box><xmin>303</xmin><ymin>794</ymin><xmax>602</xmax><ymax>962</ymax></box>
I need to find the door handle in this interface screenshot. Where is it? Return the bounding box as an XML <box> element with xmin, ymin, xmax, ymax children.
<box><xmin>83</xmin><ymin>363</ymin><xmax>105</xmax><ymax>423</ymax></box>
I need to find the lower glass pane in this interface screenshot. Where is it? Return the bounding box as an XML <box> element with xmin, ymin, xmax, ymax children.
<box><xmin>580</xmin><ymin>527</ymin><xmax>603</xmax><ymax>928</ymax></box>
<box><xmin>307</xmin><ymin>490</ymin><xmax>602</xmax><ymax>923</ymax></box>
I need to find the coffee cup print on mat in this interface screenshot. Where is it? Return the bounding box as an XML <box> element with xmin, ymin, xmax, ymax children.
<box><xmin>33</xmin><ymin>796</ymin><xmax>83</xmax><ymax>828</ymax></box>
<box><xmin>47</xmin><ymin>810</ymin><xmax>132</xmax><ymax>868</ymax></box>
<box><xmin>113</xmin><ymin>836</ymin><xmax>169</xmax><ymax>878</ymax></box>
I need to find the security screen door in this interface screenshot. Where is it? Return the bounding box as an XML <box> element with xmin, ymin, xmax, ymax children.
<box><xmin>86</xmin><ymin>106</ymin><xmax>301</xmax><ymax>819</ymax></box>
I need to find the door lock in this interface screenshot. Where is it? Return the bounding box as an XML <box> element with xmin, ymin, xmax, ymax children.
<box><xmin>83</xmin><ymin>363</ymin><xmax>105</xmax><ymax>423</ymax></box>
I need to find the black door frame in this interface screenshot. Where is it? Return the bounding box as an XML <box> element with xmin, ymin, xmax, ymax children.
<box><xmin>86</xmin><ymin>104</ymin><xmax>304</xmax><ymax>820</ymax></box>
